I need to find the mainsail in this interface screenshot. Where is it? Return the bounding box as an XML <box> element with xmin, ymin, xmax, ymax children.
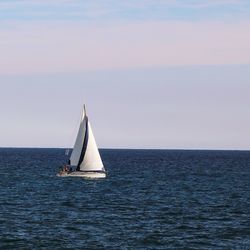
<box><xmin>69</xmin><ymin>105</ymin><xmax>105</xmax><ymax>172</ymax></box>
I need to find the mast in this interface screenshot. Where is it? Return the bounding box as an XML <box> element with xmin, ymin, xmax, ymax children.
<box><xmin>84</xmin><ymin>104</ymin><xmax>87</xmax><ymax>116</ymax></box>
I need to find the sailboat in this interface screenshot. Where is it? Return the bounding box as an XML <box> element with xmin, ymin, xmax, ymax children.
<box><xmin>57</xmin><ymin>105</ymin><xmax>106</xmax><ymax>178</ymax></box>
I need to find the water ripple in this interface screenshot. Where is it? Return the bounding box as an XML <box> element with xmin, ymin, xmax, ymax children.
<box><xmin>0</xmin><ymin>148</ymin><xmax>249</xmax><ymax>249</ymax></box>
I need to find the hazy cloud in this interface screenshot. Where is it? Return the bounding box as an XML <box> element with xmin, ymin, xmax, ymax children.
<box><xmin>0</xmin><ymin>20</ymin><xmax>250</xmax><ymax>75</ymax></box>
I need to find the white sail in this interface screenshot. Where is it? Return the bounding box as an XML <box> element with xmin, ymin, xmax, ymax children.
<box><xmin>57</xmin><ymin>105</ymin><xmax>106</xmax><ymax>178</ymax></box>
<box><xmin>70</xmin><ymin>105</ymin><xmax>105</xmax><ymax>172</ymax></box>
<box><xmin>79</xmin><ymin>121</ymin><xmax>104</xmax><ymax>171</ymax></box>
<box><xmin>69</xmin><ymin>109</ymin><xmax>87</xmax><ymax>166</ymax></box>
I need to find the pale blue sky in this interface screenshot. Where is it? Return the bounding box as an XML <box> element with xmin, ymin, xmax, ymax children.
<box><xmin>1</xmin><ymin>0</ymin><xmax>250</xmax><ymax>21</ymax></box>
<box><xmin>0</xmin><ymin>1</ymin><xmax>250</xmax><ymax>149</ymax></box>
<box><xmin>1</xmin><ymin>65</ymin><xmax>250</xmax><ymax>149</ymax></box>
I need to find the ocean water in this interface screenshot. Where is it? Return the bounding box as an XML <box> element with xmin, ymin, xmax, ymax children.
<box><xmin>0</xmin><ymin>148</ymin><xmax>249</xmax><ymax>249</ymax></box>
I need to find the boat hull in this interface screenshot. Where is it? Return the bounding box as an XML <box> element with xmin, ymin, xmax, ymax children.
<box><xmin>57</xmin><ymin>171</ymin><xmax>106</xmax><ymax>179</ymax></box>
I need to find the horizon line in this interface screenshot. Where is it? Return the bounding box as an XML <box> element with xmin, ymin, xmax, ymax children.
<box><xmin>0</xmin><ymin>146</ymin><xmax>249</xmax><ymax>152</ymax></box>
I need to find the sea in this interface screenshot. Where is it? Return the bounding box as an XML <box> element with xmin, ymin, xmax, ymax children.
<box><xmin>0</xmin><ymin>148</ymin><xmax>249</xmax><ymax>249</ymax></box>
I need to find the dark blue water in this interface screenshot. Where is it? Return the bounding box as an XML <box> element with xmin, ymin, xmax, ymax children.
<box><xmin>0</xmin><ymin>148</ymin><xmax>249</xmax><ymax>249</ymax></box>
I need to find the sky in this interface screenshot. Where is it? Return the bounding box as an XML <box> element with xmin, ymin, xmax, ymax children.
<box><xmin>0</xmin><ymin>0</ymin><xmax>250</xmax><ymax>149</ymax></box>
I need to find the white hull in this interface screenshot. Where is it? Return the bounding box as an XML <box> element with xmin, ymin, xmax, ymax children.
<box><xmin>57</xmin><ymin>171</ymin><xmax>106</xmax><ymax>179</ymax></box>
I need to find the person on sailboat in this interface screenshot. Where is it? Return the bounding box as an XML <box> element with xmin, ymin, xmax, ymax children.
<box><xmin>61</xmin><ymin>165</ymin><xmax>68</xmax><ymax>173</ymax></box>
<box><xmin>64</xmin><ymin>165</ymin><xmax>73</xmax><ymax>173</ymax></box>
